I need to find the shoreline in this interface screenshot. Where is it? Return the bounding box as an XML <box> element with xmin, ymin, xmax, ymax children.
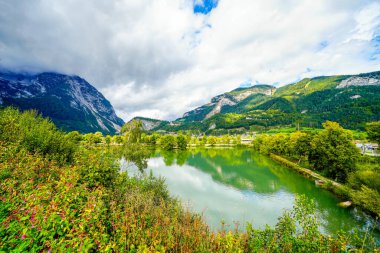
<box><xmin>268</xmin><ymin>153</ymin><xmax>380</xmax><ymax>218</ymax></box>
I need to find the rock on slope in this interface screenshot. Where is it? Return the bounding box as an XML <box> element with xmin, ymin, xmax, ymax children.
<box><xmin>179</xmin><ymin>85</ymin><xmax>276</xmax><ymax>122</ymax></box>
<box><xmin>0</xmin><ymin>72</ymin><xmax>124</xmax><ymax>134</ymax></box>
<box><xmin>336</xmin><ymin>73</ymin><xmax>380</xmax><ymax>88</ymax></box>
<box><xmin>128</xmin><ymin>117</ymin><xmax>167</xmax><ymax>131</ymax></box>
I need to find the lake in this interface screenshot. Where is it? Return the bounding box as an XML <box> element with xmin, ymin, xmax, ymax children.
<box><xmin>121</xmin><ymin>147</ymin><xmax>379</xmax><ymax>240</ymax></box>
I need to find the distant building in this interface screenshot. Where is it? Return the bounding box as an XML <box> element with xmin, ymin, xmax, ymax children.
<box><xmin>355</xmin><ymin>142</ymin><xmax>379</xmax><ymax>155</ymax></box>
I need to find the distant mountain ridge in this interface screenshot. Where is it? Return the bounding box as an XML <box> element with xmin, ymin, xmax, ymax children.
<box><xmin>129</xmin><ymin>116</ymin><xmax>168</xmax><ymax>131</ymax></box>
<box><xmin>140</xmin><ymin>70</ymin><xmax>380</xmax><ymax>132</ymax></box>
<box><xmin>0</xmin><ymin>72</ymin><xmax>124</xmax><ymax>134</ymax></box>
<box><xmin>178</xmin><ymin>84</ymin><xmax>276</xmax><ymax>122</ymax></box>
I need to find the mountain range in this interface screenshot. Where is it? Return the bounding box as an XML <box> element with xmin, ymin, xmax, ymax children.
<box><xmin>133</xmin><ymin>71</ymin><xmax>380</xmax><ymax>133</ymax></box>
<box><xmin>1</xmin><ymin>70</ymin><xmax>379</xmax><ymax>135</ymax></box>
<box><xmin>0</xmin><ymin>72</ymin><xmax>124</xmax><ymax>134</ymax></box>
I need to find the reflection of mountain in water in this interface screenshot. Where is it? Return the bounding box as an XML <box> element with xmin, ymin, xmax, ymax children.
<box><xmin>155</xmin><ymin>148</ymin><xmax>379</xmax><ymax>237</ymax></box>
<box><xmin>187</xmin><ymin>149</ymin><xmax>281</xmax><ymax>194</ymax></box>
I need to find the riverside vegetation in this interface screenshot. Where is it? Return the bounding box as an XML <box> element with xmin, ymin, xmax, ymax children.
<box><xmin>252</xmin><ymin>121</ymin><xmax>380</xmax><ymax>217</ymax></box>
<box><xmin>0</xmin><ymin>107</ymin><xmax>379</xmax><ymax>252</ymax></box>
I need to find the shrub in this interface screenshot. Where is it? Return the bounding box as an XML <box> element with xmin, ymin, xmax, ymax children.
<box><xmin>351</xmin><ymin>186</ymin><xmax>380</xmax><ymax>216</ymax></box>
<box><xmin>0</xmin><ymin>107</ymin><xmax>76</xmax><ymax>163</ymax></box>
<box><xmin>66</xmin><ymin>131</ymin><xmax>83</xmax><ymax>143</ymax></box>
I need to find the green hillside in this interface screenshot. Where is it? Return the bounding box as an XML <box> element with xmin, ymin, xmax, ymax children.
<box><xmin>145</xmin><ymin>71</ymin><xmax>380</xmax><ymax>133</ymax></box>
<box><xmin>274</xmin><ymin>75</ymin><xmax>347</xmax><ymax>97</ymax></box>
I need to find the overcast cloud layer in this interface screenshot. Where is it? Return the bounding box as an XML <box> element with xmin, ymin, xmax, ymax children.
<box><xmin>0</xmin><ymin>0</ymin><xmax>379</xmax><ymax>121</ymax></box>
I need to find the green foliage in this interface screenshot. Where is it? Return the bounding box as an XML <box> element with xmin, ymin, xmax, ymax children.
<box><xmin>0</xmin><ymin>142</ymin><xmax>211</xmax><ymax>252</ymax></box>
<box><xmin>76</xmin><ymin>147</ymin><xmax>120</xmax><ymax>189</ymax></box>
<box><xmin>142</xmin><ymin>133</ymin><xmax>160</xmax><ymax>145</ymax></box>
<box><xmin>296</xmin><ymin>86</ymin><xmax>380</xmax><ymax>130</ymax></box>
<box><xmin>254</xmin><ymin>121</ymin><xmax>380</xmax><ymax>216</ymax></box>
<box><xmin>309</xmin><ymin>121</ymin><xmax>360</xmax><ymax>181</ymax></box>
<box><xmin>351</xmin><ymin>186</ymin><xmax>380</xmax><ymax>216</ymax></box>
<box><xmin>121</xmin><ymin>119</ymin><xmax>143</xmax><ymax>143</ymax></box>
<box><xmin>66</xmin><ymin>130</ymin><xmax>83</xmax><ymax>143</ymax></box>
<box><xmin>154</xmin><ymin>72</ymin><xmax>380</xmax><ymax>133</ymax></box>
<box><xmin>348</xmin><ymin>166</ymin><xmax>380</xmax><ymax>192</ymax></box>
<box><xmin>0</xmin><ymin>107</ymin><xmax>378</xmax><ymax>252</ymax></box>
<box><xmin>122</xmin><ymin>142</ymin><xmax>151</xmax><ymax>171</ymax></box>
<box><xmin>105</xmin><ymin>135</ymin><xmax>112</xmax><ymax>146</ymax></box>
<box><xmin>176</xmin><ymin>134</ymin><xmax>188</xmax><ymax>150</ymax></box>
<box><xmin>160</xmin><ymin>135</ymin><xmax>176</xmax><ymax>150</ymax></box>
<box><xmin>275</xmin><ymin>75</ymin><xmax>345</xmax><ymax>97</ymax></box>
<box><xmin>245</xmin><ymin>195</ymin><xmax>378</xmax><ymax>252</ymax></box>
<box><xmin>0</xmin><ymin>107</ymin><xmax>77</xmax><ymax>163</ymax></box>
<box><xmin>207</xmin><ymin>136</ymin><xmax>217</xmax><ymax>146</ymax></box>
<box><xmin>366</xmin><ymin>121</ymin><xmax>380</xmax><ymax>144</ymax></box>
<box><xmin>288</xmin><ymin>131</ymin><xmax>311</xmax><ymax>161</ymax></box>
<box><xmin>83</xmin><ymin>132</ymin><xmax>103</xmax><ymax>145</ymax></box>
<box><xmin>113</xmin><ymin>135</ymin><xmax>123</xmax><ymax>144</ymax></box>
<box><xmin>252</xmin><ymin>134</ymin><xmax>291</xmax><ymax>155</ymax></box>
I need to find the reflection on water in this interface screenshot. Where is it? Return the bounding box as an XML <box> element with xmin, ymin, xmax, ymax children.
<box><xmin>120</xmin><ymin>147</ymin><xmax>379</xmax><ymax>240</ymax></box>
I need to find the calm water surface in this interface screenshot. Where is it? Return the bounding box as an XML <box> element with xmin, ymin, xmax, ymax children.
<box><xmin>121</xmin><ymin>147</ymin><xmax>379</xmax><ymax>239</ymax></box>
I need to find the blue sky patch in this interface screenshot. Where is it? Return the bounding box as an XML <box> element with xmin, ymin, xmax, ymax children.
<box><xmin>194</xmin><ymin>0</ymin><xmax>218</xmax><ymax>15</ymax></box>
<box><xmin>238</xmin><ymin>79</ymin><xmax>254</xmax><ymax>88</ymax></box>
<box><xmin>319</xmin><ymin>40</ymin><xmax>329</xmax><ymax>49</ymax></box>
<box><xmin>369</xmin><ymin>35</ymin><xmax>380</xmax><ymax>61</ymax></box>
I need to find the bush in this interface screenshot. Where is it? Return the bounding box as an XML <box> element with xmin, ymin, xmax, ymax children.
<box><xmin>0</xmin><ymin>142</ymin><xmax>377</xmax><ymax>252</ymax></box>
<box><xmin>348</xmin><ymin>168</ymin><xmax>380</xmax><ymax>192</ymax></box>
<box><xmin>351</xmin><ymin>186</ymin><xmax>380</xmax><ymax>216</ymax></box>
<box><xmin>66</xmin><ymin>131</ymin><xmax>83</xmax><ymax>143</ymax></box>
<box><xmin>0</xmin><ymin>107</ymin><xmax>76</xmax><ymax>163</ymax></box>
<box><xmin>366</xmin><ymin>121</ymin><xmax>380</xmax><ymax>144</ymax></box>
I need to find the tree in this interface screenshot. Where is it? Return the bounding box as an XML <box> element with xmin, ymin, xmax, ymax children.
<box><xmin>288</xmin><ymin>131</ymin><xmax>311</xmax><ymax>161</ymax></box>
<box><xmin>93</xmin><ymin>132</ymin><xmax>103</xmax><ymax>143</ymax></box>
<box><xmin>84</xmin><ymin>132</ymin><xmax>102</xmax><ymax>145</ymax></box>
<box><xmin>66</xmin><ymin>131</ymin><xmax>83</xmax><ymax>143</ymax></box>
<box><xmin>207</xmin><ymin>136</ymin><xmax>217</xmax><ymax>146</ymax></box>
<box><xmin>366</xmin><ymin>121</ymin><xmax>380</xmax><ymax>144</ymax></box>
<box><xmin>105</xmin><ymin>135</ymin><xmax>111</xmax><ymax>146</ymax></box>
<box><xmin>160</xmin><ymin>135</ymin><xmax>176</xmax><ymax>150</ymax></box>
<box><xmin>201</xmin><ymin>135</ymin><xmax>207</xmax><ymax>146</ymax></box>
<box><xmin>176</xmin><ymin>134</ymin><xmax>188</xmax><ymax>150</ymax></box>
<box><xmin>113</xmin><ymin>135</ymin><xmax>123</xmax><ymax>144</ymax></box>
<box><xmin>121</xmin><ymin>120</ymin><xmax>143</xmax><ymax>143</ymax></box>
<box><xmin>309</xmin><ymin>121</ymin><xmax>359</xmax><ymax>182</ymax></box>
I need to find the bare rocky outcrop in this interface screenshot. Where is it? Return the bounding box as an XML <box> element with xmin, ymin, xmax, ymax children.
<box><xmin>232</xmin><ymin>86</ymin><xmax>275</xmax><ymax>101</ymax></box>
<box><xmin>205</xmin><ymin>96</ymin><xmax>236</xmax><ymax>119</ymax></box>
<box><xmin>337</xmin><ymin>76</ymin><xmax>380</xmax><ymax>88</ymax></box>
<box><xmin>140</xmin><ymin>119</ymin><xmax>162</xmax><ymax>131</ymax></box>
<box><xmin>182</xmin><ymin>85</ymin><xmax>276</xmax><ymax>121</ymax></box>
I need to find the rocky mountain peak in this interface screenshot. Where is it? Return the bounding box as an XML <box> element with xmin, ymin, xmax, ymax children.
<box><xmin>0</xmin><ymin>71</ymin><xmax>124</xmax><ymax>134</ymax></box>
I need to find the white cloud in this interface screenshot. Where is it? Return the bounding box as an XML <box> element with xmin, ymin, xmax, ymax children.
<box><xmin>0</xmin><ymin>0</ymin><xmax>379</xmax><ymax>121</ymax></box>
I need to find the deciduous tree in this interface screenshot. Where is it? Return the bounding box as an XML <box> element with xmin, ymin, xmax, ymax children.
<box><xmin>309</xmin><ymin>121</ymin><xmax>359</xmax><ymax>181</ymax></box>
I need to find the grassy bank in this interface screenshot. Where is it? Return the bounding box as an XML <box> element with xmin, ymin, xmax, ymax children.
<box><xmin>253</xmin><ymin>122</ymin><xmax>380</xmax><ymax>218</ymax></box>
<box><xmin>270</xmin><ymin>154</ymin><xmax>351</xmax><ymax>197</ymax></box>
<box><xmin>270</xmin><ymin>153</ymin><xmax>380</xmax><ymax>218</ymax></box>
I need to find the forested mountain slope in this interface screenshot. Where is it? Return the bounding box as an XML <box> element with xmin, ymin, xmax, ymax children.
<box><xmin>150</xmin><ymin>71</ymin><xmax>380</xmax><ymax>133</ymax></box>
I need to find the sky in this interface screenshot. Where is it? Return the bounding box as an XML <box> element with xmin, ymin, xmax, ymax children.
<box><xmin>0</xmin><ymin>0</ymin><xmax>379</xmax><ymax>121</ymax></box>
